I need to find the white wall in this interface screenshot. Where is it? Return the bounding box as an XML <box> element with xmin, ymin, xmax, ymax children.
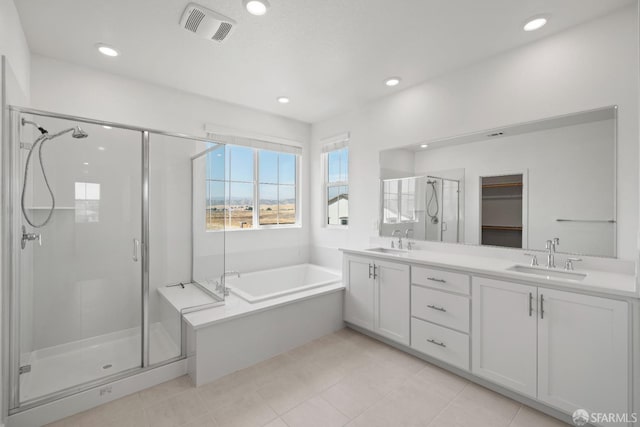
<box><xmin>0</xmin><ymin>0</ymin><xmax>30</xmax><ymax>98</ymax></box>
<box><xmin>310</xmin><ymin>5</ymin><xmax>639</xmax><ymax>267</ymax></box>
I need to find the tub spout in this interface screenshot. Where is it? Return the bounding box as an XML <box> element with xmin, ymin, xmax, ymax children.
<box><xmin>219</xmin><ymin>271</ymin><xmax>241</xmax><ymax>297</ymax></box>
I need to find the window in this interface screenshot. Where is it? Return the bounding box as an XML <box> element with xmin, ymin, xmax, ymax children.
<box><xmin>75</xmin><ymin>182</ymin><xmax>100</xmax><ymax>223</ymax></box>
<box><xmin>324</xmin><ymin>146</ymin><xmax>349</xmax><ymax>226</ymax></box>
<box><xmin>205</xmin><ymin>144</ymin><xmax>299</xmax><ymax>231</ymax></box>
<box><xmin>382</xmin><ymin>177</ymin><xmax>417</xmax><ymax>224</ymax></box>
<box><xmin>259</xmin><ymin>151</ymin><xmax>297</xmax><ymax>225</ymax></box>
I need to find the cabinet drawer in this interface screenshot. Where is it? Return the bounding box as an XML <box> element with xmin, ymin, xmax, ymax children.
<box><xmin>412</xmin><ymin>266</ymin><xmax>470</xmax><ymax>295</ymax></box>
<box><xmin>412</xmin><ymin>286</ymin><xmax>469</xmax><ymax>333</ymax></box>
<box><xmin>411</xmin><ymin>318</ymin><xmax>469</xmax><ymax>371</ymax></box>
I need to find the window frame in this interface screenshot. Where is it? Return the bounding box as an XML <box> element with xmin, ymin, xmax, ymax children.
<box><xmin>205</xmin><ymin>145</ymin><xmax>301</xmax><ymax>232</ymax></box>
<box><xmin>323</xmin><ymin>145</ymin><xmax>349</xmax><ymax>228</ymax></box>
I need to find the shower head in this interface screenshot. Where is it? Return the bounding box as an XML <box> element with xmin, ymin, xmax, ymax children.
<box><xmin>72</xmin><ymin>126</ymin><xmax>88</xmax><ymax>139</ymax></box>
<box><xmin>21</xmin><ymin>118</ymin><xmax>48</xmax><ymax>135</ymax></box>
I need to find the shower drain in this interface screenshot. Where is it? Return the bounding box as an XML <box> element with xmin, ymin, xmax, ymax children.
<box><xmin>102</xmin><ymin>364</ymin><xmax>113</xmax><ymax>370</ymax></box>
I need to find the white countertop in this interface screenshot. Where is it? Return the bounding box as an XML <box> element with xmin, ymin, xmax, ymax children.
<box><xmin>341</xmin><ymin>247</ymin><xmax>638</xmax><ymax>299</ymax></box>
<box><xmin>183</xmin><ymin>282</ymin><xmax>345</xmax><ymax>330</ymax></box>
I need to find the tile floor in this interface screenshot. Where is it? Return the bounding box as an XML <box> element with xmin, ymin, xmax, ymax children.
<box><xmin>47</xmin><ymin>328</ymin><xmax>569</xmax><ymax>427</ymax></box>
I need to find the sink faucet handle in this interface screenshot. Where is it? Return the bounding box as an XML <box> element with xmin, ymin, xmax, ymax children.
<box><xmin>564</xmin><ymin>257</ymin><xmax>582</xmax><ymax>271</ymax></box>
<box><xmin>524</xmin><ymin>253</ymin><xmax>539</xmax><ymax>266</ymax></box>
<box><xmin>553</xmin><ymin>237</ymin><xmax>560</xmax><ymax>248</ymax></box>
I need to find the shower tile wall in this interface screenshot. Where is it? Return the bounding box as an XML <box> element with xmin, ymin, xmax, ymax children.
<box><xmin>25</xmin><ymin>118</ymin><xmax>141</xmax><ymax>351</ymax></box>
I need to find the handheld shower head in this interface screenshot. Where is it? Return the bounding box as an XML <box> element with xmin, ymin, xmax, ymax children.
<box><xmin>72</xmin><ymin>126</ymin><xmax>88</xmax><ymax>139</ymax></box>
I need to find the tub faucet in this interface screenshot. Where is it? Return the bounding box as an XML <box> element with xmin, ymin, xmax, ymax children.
<box><xmin>391</xmin><ymin>229</ymin><xmax>402</xmax><ymax>249</ymax></box>
<box><xmin>218</xmin><ymin>271</ymin><xmax>240</xmax><ymax>296</ymax></box>
<box><xmin>545</xmin><ymin>237</ymin><xmax>560</xmax><ymax>268</ymax></box>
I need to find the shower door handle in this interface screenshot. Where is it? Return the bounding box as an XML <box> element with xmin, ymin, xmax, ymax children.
<box><xmin>133</xmin><ymin>238</ymin><xmax>140</xmax><ymax>262</ymax></box>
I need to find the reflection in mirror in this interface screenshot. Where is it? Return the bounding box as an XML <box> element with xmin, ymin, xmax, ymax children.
<box><xmin>379</xmin><ymin>106</ymin><xmax>617</xmax><ymax>258</ymax></box>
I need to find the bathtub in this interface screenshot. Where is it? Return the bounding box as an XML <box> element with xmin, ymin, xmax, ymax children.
<box><xmin>226</xmin><ymin>263</ymin><xmax>341</xmax><ymax>303</ymax></box>
<box><xmin>183</xmin><ymin>263</ymin><xmax>344</xmax><ymax>386</ymax></box>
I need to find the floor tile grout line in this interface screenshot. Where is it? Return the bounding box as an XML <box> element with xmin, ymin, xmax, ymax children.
<box><xmin>425</xmin><ymin>380</ymin><xmax>470</xmax><ymax>427</ymax></box>
<box><xmin>329</xmin><ymin>357</ymin><xmax>434</xmax><ymax>423</ymax></box>
<box><xmin>508</xmin><ymin>404</ymin><xmax>524</xmax><ymax>426</ymax></box>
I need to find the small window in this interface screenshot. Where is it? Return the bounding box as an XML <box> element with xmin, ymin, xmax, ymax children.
<box><xmin>325</xmin><ymin>146</ymin><xmax>349</xmax><ymax>226</ymax></box>
<box><xmin>259</xmin><ymin>151</ymin><xmax>297</xmax><ymax>225</ymax></box>
<box><xmin>75</xmin><ymin>182</ymin><xmax>100</xmax><ymax>223</ymax></box>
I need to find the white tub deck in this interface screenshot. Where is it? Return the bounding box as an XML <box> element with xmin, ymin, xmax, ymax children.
<box><xmin>174</xmin><ymin>264</ymin><xmax>344</xmax><ymax>386</ymax></box>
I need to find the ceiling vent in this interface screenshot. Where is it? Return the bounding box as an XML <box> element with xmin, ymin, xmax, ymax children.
<box><xmin>180</xmin><ymin>3</ymin><xmax>236</xmax><ymax>42</ymax></box>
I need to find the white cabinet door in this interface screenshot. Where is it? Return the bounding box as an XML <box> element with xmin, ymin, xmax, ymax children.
<box><xmin>374</xmin><ymin>260</ymin><xmax>410</xmax><ymax>345</ymax></box>
<box><xmin>472</xmin><ymin>277</ymin><xmax>538</xmax><ymax>398</ymax></box>
<box><xmin>343</xmin><ymin>255</ymin><xmax>375</xmax><ymax>330</ymax></box>
<box><xmin>538</xmin><ymin>289</ymin><xmax>629</xmax><ymax>419</ymax></box>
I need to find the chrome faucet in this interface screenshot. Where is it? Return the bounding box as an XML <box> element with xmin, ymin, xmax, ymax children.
<box><xmin>391</xmin><ymin>229</ymin><xmax>403</xmax><ymax>249</ymax></box>
<box><xmin>564</xmin><ymin>257</ymin><xmax>582</xmax><ymax>271</ymax></box>
<box><xmin>404</xmin><ymin>229</ymin><xmax>414</xmax><ymax>250</ymax></box>
<box><xmin>217</xmin><ymin>271</ymin><xmax>240</xmax><ymax>296</ymax></box>
<box><xmin>545</xmin><ymin>237</ymin><xmax>560</xmax><ymax>268</ymax></box>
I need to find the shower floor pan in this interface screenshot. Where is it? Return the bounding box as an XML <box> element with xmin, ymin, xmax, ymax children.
<box><xmin>19</xmin><ymin>322</ymin><xmax>180</xmax><ymax>403</ymax></box>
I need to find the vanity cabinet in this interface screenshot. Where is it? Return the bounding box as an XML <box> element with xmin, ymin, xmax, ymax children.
<box><xmin>343</xmin><ymin>254</ymin><xmax>410</xmax><ymax>345</ymax></box>
<box><xmin>410</xmin><ymin>266</ymin><xmax>471</xmax><ymax>370</ymax></box>
<box><xmin>472</xmin><ymin>278</ymin><xmax>538</xmax><ymax>397</ymax></box>
<box><xmin>472</xmin><ymin>277</ymin><xmax>630</xmax><ymax>419</ymax></box>
<box><xmin>537</xmin><ymin>288</ymin><xmax>629</xmax><ymax>419</ymax></box>
<box><xmin>343</xmin><ymin>255</ymin><xmax>375</xmax><ymax>329</ymax></box>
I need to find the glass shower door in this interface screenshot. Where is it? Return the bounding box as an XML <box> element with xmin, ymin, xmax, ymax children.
<box><xmin>16</xmin><ymin>113</ymin><xmax>143</xmax><ymax>404</ymax></box>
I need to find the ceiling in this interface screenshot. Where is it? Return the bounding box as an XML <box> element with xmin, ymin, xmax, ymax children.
<box><xmin>16</xmin><ymin>0</ymin><xmax>634</xmax><ymax>123</ymax></box>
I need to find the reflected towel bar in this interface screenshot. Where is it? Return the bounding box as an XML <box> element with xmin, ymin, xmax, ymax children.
<box><xmin>555</xmin><ymin>219</ymin><xmax>616</xmax><ymax>223</ymax></box>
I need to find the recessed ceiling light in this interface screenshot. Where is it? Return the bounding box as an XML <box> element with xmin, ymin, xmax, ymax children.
<box><xmin>98</xmin><ymin>146</ymin><xmax>106</xmax><ymax>151</ymax></box>
<box><xmin>277</xmin><ymin>96</ymin><xmax>290</xmax><ymax>104</ymax></box>
<box><xmin>244</xmin><ymin>0</ymin><xmax>270</xmax><ymax>16</ymax></box>
<box><xmin>523</xmin><ymin>16</ymin><xmax>548</xmax><ymax>32</ymax></box>
<box><xmin>83</xmin><ymin>162</ymin><xmax>89</xmax><ymax>166</ymax></box>
<box><xmin>96</xmin><ymin>44</ymin><xmax>119</xmax><ymax>57</ymax></box>
<box><xmin>102</xmin><ymin>125</ymin><xmax>112</xmax><ymax>129</ymax></box>
<box><xmin>420</xmin><ymin>144</ymin><xmax>428</xmax><ymax>148</ymax></box>
<box><xmin>385</xmin><ymin>77</ymin><xmax>401</xmax><ymax>87</ymax></box>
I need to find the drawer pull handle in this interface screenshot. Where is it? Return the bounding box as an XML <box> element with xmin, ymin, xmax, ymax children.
<box><xmin>427</xmin><ymin>339</ymin><xmax>446</xmax><ymax>347</ymax></box>
<box><xmin>427</xmin><ymin>277</ymin><xmax>446</xmax><ymax>283</ymax></box>
<box><xmin>427</xmin><ymin>304</ymin><xmax>447</xmax><ymax>312</ymax></box>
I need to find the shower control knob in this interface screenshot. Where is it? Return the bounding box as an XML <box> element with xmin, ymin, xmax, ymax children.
<box><xmin>21</xmin><ymin>225</ymin><xmax>42</xmax><ymax>249</ymax></box>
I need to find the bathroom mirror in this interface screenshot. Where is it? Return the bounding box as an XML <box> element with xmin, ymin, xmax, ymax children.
<box><xmin>379</xmin><ymin>106</ymin><xmax>617</xmax><ymax>258</ymax></box>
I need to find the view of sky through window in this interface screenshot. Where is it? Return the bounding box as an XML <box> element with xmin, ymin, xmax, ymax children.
<box><xmin>205</xmin><ymin>145</ymin><xmax>297</xmax><ymax>230</ymax></box>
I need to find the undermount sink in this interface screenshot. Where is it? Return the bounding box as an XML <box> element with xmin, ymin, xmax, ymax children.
<box><xmin>366</xmin><ymin>247</ymin><xmax>409</xmax><ymax>256</ymax></box>
<box><xmin>507</xmin><ymin>264</ymin><xmax>587</xmax><ymax>281</ymax></box>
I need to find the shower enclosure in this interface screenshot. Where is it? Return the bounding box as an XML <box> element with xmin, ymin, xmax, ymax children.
<box><xmin>424</xmin><ymin>176</ymin><xmax>460</xmax><ymax>243</ymax></box>
<box><xmin>2</xmin><ymin>107</ymin><xmax>226</xmax><ymax>412</ymax></box>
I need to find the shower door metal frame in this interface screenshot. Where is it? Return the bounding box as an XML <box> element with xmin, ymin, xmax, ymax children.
<box><xmin>2</xmin><ymin>106</ymin><xmax>216</xmax><ymax>414</ymax></box>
